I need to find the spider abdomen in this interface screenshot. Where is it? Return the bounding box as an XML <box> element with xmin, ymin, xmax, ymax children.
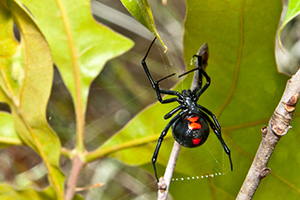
<box><xmin>172</xmin><ymin>114</ymin><xmax>209</xmax><ymax>148</ymax></box>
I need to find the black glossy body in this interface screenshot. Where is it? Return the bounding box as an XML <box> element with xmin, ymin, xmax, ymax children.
<box><xmin>172</xmin><ymin>114</ymin><xmax>209</xmax><ymax>148</ymax></box>
<box><xmin>141</xmin><ymin>38</ymin><xmax>233</xmax><ymax>182</ymax></box>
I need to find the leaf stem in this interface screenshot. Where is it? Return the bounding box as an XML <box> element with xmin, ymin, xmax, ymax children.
<box><xmin>236</xmin><ymin>68</ymin><xmax>300</xmax><ymax>199</ymax></box>
<box><xmin>55</xmin><ymin>0</ymin><xmax>85</xmax><ymax>152</ymax></box>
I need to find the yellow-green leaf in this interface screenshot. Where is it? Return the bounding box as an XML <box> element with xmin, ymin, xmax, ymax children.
<box><xmin>0</xmin><ymin>111</ymin><xmax>22</xmax><ymax>147</ymax></box>
<box><xmin>120</xmin><ymin>0</ymin><xmax>167</xmax><ymax>50</ymax></box>
<box><xmin>19</xmin><ymin>0</ymin><xmax>134</xmax><ymax>151</ymax></box>
<box><xmin>278</xmin><ymin>0</ymin><xmax>300</xmax><ymax>41</ymax></box>
<box><xmin>0</xmin><ymin>1</ymin><xmax>64</xmax><ymax>198</ymax></box>
<box><xmin>0</xmin><ymin>183</ymin><xmax>85</xmax><ymax>200</ymax></box>
<box><xmin>0</xmin><ymin>184</ymin><xmax>56</xmax><ymax>200</ymax></box>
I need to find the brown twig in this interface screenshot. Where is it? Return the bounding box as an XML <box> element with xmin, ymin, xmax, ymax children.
<box><xmin>65</xmin><ymin>154</ymin><xmax>84</xmax><ymax>200</ymax></box>
<box><xmin>157</xmin><ymin>141</ymin><xmax>181</xmax><ymax>199</ymax></box>
<box><xmin>157</xmin><ymin>43</ymin><xmax>209</xmax><ymax>200</ymax></box>
<box><xmin>236</xmin><ymin>68</ymin><xmax>300</xmax><ymax>199</ymax></box>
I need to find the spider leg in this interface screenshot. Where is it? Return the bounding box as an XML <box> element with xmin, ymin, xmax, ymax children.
<box><xmin>192</xmin><ymin>55</ymin><xmax>203</xmax><ymax>93</ymax></box>
<box><xmin>191</xmin><ymin>55</ymin><xmax>211</xmax><ymax>98</ymax></box>
<box><xmin>197</xmin><ymin>105</ymin><xmax>221</xmax><ymax>132</ymax></box>
<box><xmin>192</xmin><ymin>43</ymin><xmax>209</xmax><ymax>93</ymax></box>
<box><xmin>142</xmin><ymin>38</ymin><xmax>183</xmax><ymax>104</ymax></box>
<box><xmin>196</xmin><ymin>69</ymin><xmax>210</xmax><ymax>98</ymax></box>
<box><xmin>177</xmin><ymin>55</ymin><xmax>210</xmax><ymax>98</ymax></box>
<box><xmin>152</xmin><ymin>111</ymin><xmax>184</xmax><ymax>182</ymax></box>
<box><xmin>178</xmin><ymin>55</ymin><xmax>203</xmax><ymax>91</ymax></box>
<box><xmin>164</xmin><ymin>106</ymin><xmax>181</xmax><ymax>119</ymax></box>
<box><xmin>201</xmin><ymin>112</ymin><xmax>233</xmax><ymax>171</ymax></box>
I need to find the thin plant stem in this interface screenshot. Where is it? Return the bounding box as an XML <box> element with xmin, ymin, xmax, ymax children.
<box><xmin>65</xmin><ymin>155</ymin><xmax>84</xmax><ymax>200</ymax></box>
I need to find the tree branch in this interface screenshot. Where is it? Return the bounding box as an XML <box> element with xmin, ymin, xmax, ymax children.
<box><xmin>236</xmin><ymin>68</ymin><xmax>300</xmax><ymax>199</ymax></box>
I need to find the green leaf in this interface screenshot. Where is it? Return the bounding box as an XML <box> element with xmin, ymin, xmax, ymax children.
<box><xmin>19</xmin><ymin>0</ymin><xmax>134</xmax><ymax>151</ymax></box>
<box><xmin>0</xmin><ymin>183</ymin><xmax>85</xmax><ymax>200</ymax></box>
<box><xmin>0</xmin><ymin>184</ymin><xmax>56</xmax><ymax>200</ymax></box>
<box><xmin>0</xmin><ymin>1</ymin><xmax>64</xmax><ymax>198</ymax></box>
<box><xmin>120</xmin><ymin>0</ymin><xmax>167</xmax><ymax>50</ymax></box>
<box><xmin>278</xmin><ymin>0</ymin><xmax>300</xmax><ymax>40</ymax></box>
<box><xmin>0</xmin><ymin>111</ymin><xmax>22</xmax><ymax>148</ymax></box>
<box><xmin>0</xmin><ymin>183</ymin><xmax>84</xmax><ymax>200</ymax></box>
<box><xmin>86</xmin><ymin>103</ymin><xmax>168</xmax><ymax>163</ymax></box>
<box><xmin>89</xmin><ymin>0</ymin><xmax>300</xmax><ymax>199</ymax></box>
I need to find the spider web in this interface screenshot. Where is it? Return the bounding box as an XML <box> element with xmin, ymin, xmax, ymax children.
<box><xmin>44</xmin><ymin>32</ymin><xmax>239</xmax><ymax>199</ymax></box>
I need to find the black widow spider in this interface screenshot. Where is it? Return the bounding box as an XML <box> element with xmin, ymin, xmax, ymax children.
<box><xmin>141</xmin><ymin>38</ymin><xmax>233</xmax><ymax>182</ymax></box>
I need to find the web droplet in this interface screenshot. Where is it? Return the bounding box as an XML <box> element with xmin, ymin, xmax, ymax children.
<box><xmin>171</xmin><ymin>172</ymin><xmax>225</xmax><ymax>182</ymax></box>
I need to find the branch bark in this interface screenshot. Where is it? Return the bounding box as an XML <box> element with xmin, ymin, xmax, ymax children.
<box><xmin>65</xmin><ymin>154</ymin><xmax>84</xmax><ymax>200</ymax></box>
<box><xmin>236</xmin><ymin>68</ymin><xmax>300</xmax><ymax>199</ymax></box>
<box><xmin>157</xmin><ymin>141</ymin><xmax>181</xmax><ymax>199</ymax></box>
